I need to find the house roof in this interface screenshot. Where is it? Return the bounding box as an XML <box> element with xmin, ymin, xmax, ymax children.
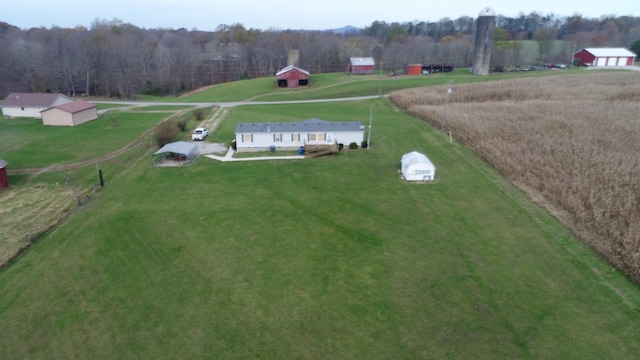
<box><xmin>1</xmin><ymin>93</ymin><xmax>69</xmax><ymax>107</ymax></box>
<box><xmin>349</xmin><ymin>57</ymin><xmax>375</xmax><ymax>66</ymax></box>
<box><xmin>42</xmin><ymin>100</ymin><xmax>96</xmax><ymax>114</ymax></box>
<box><xmin>236</xmin><ymin>118</ymin><xmax>365</xmax><ymax>134</ymax></box>
<box><xmin>578</xmin><ymin>48</ymin><xmax>637</xmax><ymax>57</ymax></box>
<box><xmin>276</xmin><ymin>65</ymin><xmax>310</xmax><ymax>76</ymax></box>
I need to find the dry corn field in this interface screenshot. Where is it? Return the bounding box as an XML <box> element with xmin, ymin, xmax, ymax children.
<box><xmin>390</xmin><ymin>72</ymin><xmax>640</xmax><ymax>283</ymax></box>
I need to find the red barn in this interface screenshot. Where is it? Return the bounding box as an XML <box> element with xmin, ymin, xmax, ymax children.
<box><xmin>573</xmin><ymin>48</ymin><xmax>636</xmax><ymax>67</ymax></box>
<box><xmin>346</xmin><ymin>57</ymin><xmax>375</xmax><ymax>75</ymax></box>
<box><xmin>276</xmin><ymin>65</ymin><xmax>309</xmax><ymax>88</ymax></box>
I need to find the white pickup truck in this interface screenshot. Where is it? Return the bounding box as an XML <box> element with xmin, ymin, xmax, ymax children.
<box><xmin>191</xmin><ymin>127</ymin><xmax>209</xmax><ymax>141</ymax></box>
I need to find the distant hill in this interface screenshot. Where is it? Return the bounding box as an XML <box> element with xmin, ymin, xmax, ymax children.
<box><xmin>331</xmin><ymin>25</ymin><xmax>362</xmax><ymax>34</ymax></box>
<box><xmin>293</xmin><ymin>25</ymin><xmax>362</xmax><ymax>34</ymax></box>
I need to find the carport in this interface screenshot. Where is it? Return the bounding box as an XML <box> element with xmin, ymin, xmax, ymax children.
<box><xmin>152</xmin><ymin>141</ymin><xmax>198</xmax><ymax>166</ymax></box>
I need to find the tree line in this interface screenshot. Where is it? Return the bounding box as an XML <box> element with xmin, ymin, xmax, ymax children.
<box><xmin>1</xmin><ymin>13</ymin><xmax>639</xmax><ymax>99</ymax></box>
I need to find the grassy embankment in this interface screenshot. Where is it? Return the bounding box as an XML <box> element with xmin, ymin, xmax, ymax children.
<box><xmin>0</xmin><ymin>110</ymin><xmax>192</xmax><ymax>264</ymax></box>
<box><xmin>391</xmin><ymin>71</ymin><xmax>640</xmax><ymax>283</ymax></box>
<box><xmin>1</xmin><ymin>70</ymin><xmax>639</xmax><ymax>359</ymax></box>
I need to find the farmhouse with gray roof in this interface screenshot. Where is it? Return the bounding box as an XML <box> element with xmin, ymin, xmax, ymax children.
<box><xmin>235</xmin><ymin>118</ymin><xmax>365</xmax><ymax>152</ymax></box>
<box><xmin>1</xmin><ymin>93</ymin><xmax>73</xmax><ymax>118</ymax></box>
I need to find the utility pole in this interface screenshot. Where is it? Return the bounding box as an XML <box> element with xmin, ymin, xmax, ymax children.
<box><xmin>440</xmin><ymin>80</ymin><xmax>453</xmax><ymax>134</ymax></box>
<box><xmin>378</xmin><ymin>61</ymin><xmax>383</xmax><ymax>97</ymax></box>
<box><xmin>367</xmin><ymin>106</ymin><xmax>372</xmax><ymax>149</ymax></box>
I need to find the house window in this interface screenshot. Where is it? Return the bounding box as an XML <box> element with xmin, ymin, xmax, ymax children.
<box><xmin>292</xmin><ymin>133</ymin><xmax>300</xmax><ymax>142</ymax></box>
<box><xmin>274</xmin><ymin>133</ymin><xmax>282</xmax><ymax>142</ymax></box>
<box><xmin>21</xmin><ymin>107</ymin><xmax>25</xmax><ymax>111</ymax></box>
<box><xmin>242</xmin><ymin>134</ymin><xmax>252</xmax><ymax>143</ymax></box>
<box><xmin>308</xmin><ymin>133</ymin><xmax>325</xmax><ymax>142</ymax></box>
<box><xmin>415</xmin><ymin>169</ymin><xmax>431</xmax><ymax>175</ymax></box>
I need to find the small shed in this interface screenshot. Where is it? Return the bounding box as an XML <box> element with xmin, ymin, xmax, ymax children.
<box><xmin>406</xmin><ymin>64</ymin><xmax>422</xmax><ymax>75</ymax></box>
<box><xmin>401</xmin><ymin>151</ymin><xmax>436</xmax><ymax>181</ymax></box>
<box><xmin>152</xmin><ymin>141</ymin><xmax>198</xmax><ymax>166</ymax></box>
<box><xmin>41</xmin><ymin>100</ymin><xmax>98</xmax><ymax>126</ymax></box>
<box><xmin>276</xmin><ymin>65</ymin><xmax>310</xmax><ymax>88</ymax></box>
<box><xmin>0</xmin><ymin>160</ymin><xmax>8</xmax><ymax>189</ymax></box>
<box><xmin>346</xmin><ymin>57</ymin><xmax>375</xmax><ymax>75</ymax></box>
<box><xmin>573</xmin><ymin>48</ymin><xmax>637</xmax><ymax>67</ymax></box>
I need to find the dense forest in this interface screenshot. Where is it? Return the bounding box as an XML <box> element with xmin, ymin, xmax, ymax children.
<box><xmin>1</xmin><ymin>13</ymin><xmax>639</xmax><ymax>99</ymax></box>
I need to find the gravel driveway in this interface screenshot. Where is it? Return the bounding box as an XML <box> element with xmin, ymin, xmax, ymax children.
<box><xmin>194</xmin><ymin>141</ymin><xmax>227</xmax><ymax>155</ymax></box>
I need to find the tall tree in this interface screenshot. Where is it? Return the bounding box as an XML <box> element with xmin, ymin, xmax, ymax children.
<box><xmin>533</xmin><ymin>28</ymin><xmax>557</xmax><ymax>62</ymax></box>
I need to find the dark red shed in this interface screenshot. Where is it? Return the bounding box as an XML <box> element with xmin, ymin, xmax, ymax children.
<box><xmin>0</xmin><ymin>160</ymin><xmax>8</xmax><ymax>189</ymax></box>
<box><xmin>346</xmin><ymin>57</ymin><xmax>375</xmax><ymax>75</ymax></box>
<box><xmin>276</xmin><ymin>65</ymin><xmax>310</xmax><ymax>88</ymax></box>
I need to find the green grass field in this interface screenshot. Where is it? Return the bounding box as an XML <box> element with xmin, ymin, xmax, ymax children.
<box><xmin>0</xmin><ymin>112</ymin><xmax>169</xmax><ymax>169</ymax></box>
<box><xmin>1</xmin><ymin>73</ymin><xmax>640</xmax><ymax>359</ymax></box>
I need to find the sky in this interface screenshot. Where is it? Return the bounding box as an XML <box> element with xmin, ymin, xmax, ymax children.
<box><xmin>3</xmin><ymin>0</ymin><xmax>638</xmax><ymax>31</ymax></box>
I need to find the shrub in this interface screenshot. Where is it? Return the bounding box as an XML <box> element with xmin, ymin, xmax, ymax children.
<box><xmin>338</xmin><ymin>143</ymin><xmax>344</xmax><ymax>151</ymax></box>
<box><xmin>175</xmin><ymin>118</ymin><xmax>189</xmax><ymax>132</ymax></box>
<box><xmin>348</xmin><ymin>142</ymin><xmax>358</xmax><ymax>149</ymax></box>
<box><xmin>193</xmin><ymin>108</ymin><xmax>205</xmax><ymax>121</ymax></box>
<box><xmin>361</xmin><ymin>140</ymin><xmax>368</xmax><ymax>149</ymax></box>
<box><xmin>231</xmin><ymin>140</ymin><xmax>237</xmax><ymax>150</ymax></box>
<box><xmin>154</xmin><ymin>121</ymin><xmax>178</xmax><ymax>147</ymax></box>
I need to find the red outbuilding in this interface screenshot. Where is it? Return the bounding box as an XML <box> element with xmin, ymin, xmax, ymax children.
<box><xmin>406</xmin><ymin>64</ymin><xmax>422</xmax><ymax>75</ymax></box>
<box><xmin>573</xmin><ymin>48</ymin><xmax>637</xmax><ymax>67</ymax></box>
<box><xmin>276</xmin><ymin>65</ymin><xmax>310</xmax><ymax>88</ymax></box>
<box><xmin>346</xmin><ymin>57</ymin><xmax>375</xmax><ymax>75</ymax></box>
<box><xmin>0</xmin><ymin>160</ymin><xmax>8</xmax><ymax>189</ymax></box>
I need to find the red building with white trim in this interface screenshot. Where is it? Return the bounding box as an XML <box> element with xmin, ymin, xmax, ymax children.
<box><xmin>346</xmin><ymin>57</ymin><xmax>375</xmax><ymax>75</ymax></box>
<box><xmin>276</xmin><ymin>65</ymin><xmax>309</xmax><ymax>88</ymax></box>
<box><xmin>573</xmin><ymin>48</ymin><xmax>637</xmax><ymax>67</ymax></box>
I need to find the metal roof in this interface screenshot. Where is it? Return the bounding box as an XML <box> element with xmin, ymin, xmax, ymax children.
<box><xmin>1</xmin><ymin>93</ymin><xmax>71</xmax><ymax>107</ymax></box>
<box><xmin>153</xmin><ymin>141</ymin><xmax>198</xmax><ymax>157</ymax></box>
<box><xmin>42</xmin><ymin>100</ymin><xmax>96</xmax><ymax>114</ymax></box>
<box><xmin>579</xmin><ymin>48</ymin><xmax>637</xmax><ymax>57</ymax></box>
<box><xmin>236</xmin><ymin>118</ymin><xmax>364</xmax><ymax>134</ymax></box>
<box><xmin>276</xmin><ymin>65</ymin><xmax>310</xmax><ymax>76</ymax></box>
<box><xmin>349</xmin><ymin>57</ymin><xmax>375</xmax><ymax>66</ymax></box>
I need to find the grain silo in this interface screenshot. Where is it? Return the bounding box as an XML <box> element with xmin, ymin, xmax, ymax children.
<box><xmin>472</xmin><ymin>7</ymin><xmax>495</xmax><ymax>75</ymax></box>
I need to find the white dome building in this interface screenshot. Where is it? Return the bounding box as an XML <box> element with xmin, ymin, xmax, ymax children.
<box><xmin>401</xmin><ymin>151</ymin><xmax>436</xmax><ymax>181</ymax></box>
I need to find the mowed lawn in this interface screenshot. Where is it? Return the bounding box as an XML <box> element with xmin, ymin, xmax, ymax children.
<box><xmin>0</xmin><ymin>111</ymin><xmax>170</xmax><ymax>169</ymax></box>
<box><xmin>1</xmin><ymin>99</ymin><xmax>640</xmax><ymax>359</ymax></box>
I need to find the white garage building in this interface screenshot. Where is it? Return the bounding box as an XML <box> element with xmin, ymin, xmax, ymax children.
<box><xmin>401</xmin><ymin>151</ymin><xmax>436</xmax><ymax>181</ymax></box>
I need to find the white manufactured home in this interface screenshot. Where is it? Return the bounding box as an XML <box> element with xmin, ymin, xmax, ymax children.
<box><xmin>401</xmin><ymin>151</ymin><xmax>436</xmax><ymax>181</ymax></box>
<box><xmin>235</xmin><ymin>118</ymin><xmax>365</xmax><ymax>153</ymax></box>
<box><xmin>1</xmin><ymin>93</ymin><xmax>73</xmax><ymax>118</ymax></box>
